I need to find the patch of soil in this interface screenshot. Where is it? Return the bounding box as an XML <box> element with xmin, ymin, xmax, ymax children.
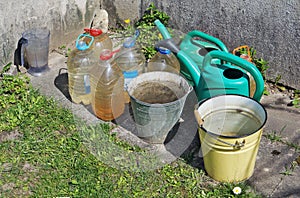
<box><xmin>265</xmin><ymin>81</ymin><xmax>295</xmax><ymax>98</ymax></box>
<box><xmin>0</xmin><ymin>130</ymin><xmax>23</xmax><ymax>143</ymax></box>
<box><xmin>264</xmin><ymin>81</ymin><xmax>299</xmax><ymax>107</ymax></box>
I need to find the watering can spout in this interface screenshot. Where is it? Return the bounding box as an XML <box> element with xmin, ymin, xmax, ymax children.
<box><xmin>154</xmin><ymin>19</ymin><xmax>172</xmax><ymax>39</ymax></box>
<box><xmin>177</xmin><ymin>51</ymin><xmax>201</xmax><ymax>86</ymax></box>
<box><xmin>154</xmin><ymin>19</ymin><xmax>202</xmax><ymax>87</ymax></box>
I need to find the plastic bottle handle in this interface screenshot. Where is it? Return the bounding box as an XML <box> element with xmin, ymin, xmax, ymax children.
<box><xmin>75</xmin><ymin>34</ymin><xmax>94</xmax><ymax>51</ymax></box>
<box><xmin>123</xmin><ymin>29</ymin><xmax>140</xmax><ymax>48</ymax></box>
<box><xmin>187</xmin><ymin>30</ymin><xmax>229</xmax><ymax>52</ymax></box>
<box><xmin>202</xmin><ymin>50</ymin><xmax>264</xmax><ymax>101</ymax></box>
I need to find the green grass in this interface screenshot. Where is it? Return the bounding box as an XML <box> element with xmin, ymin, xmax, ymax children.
<box><xmin>0</xmin><ymin>73</ymin><xmax>261</xmax><ymax>197</ymax></box>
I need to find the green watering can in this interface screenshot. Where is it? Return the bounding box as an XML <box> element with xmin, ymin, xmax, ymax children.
<box><xmin>196</xmin><ymin>50</ymin><xmax>264</xmax><ymax>101</ymax></box>
<box><xmin>179</xmin><ymin>30</ymin><xmax>228</xmax><ymax>84</ymax></box>
<box><xmin>155</xmin><ymin>19</ymin><xmax>228</xmax><ymax>85</ymax></box>
<box><xmin>154</xmin><ymin>20</ymin><xmax>264</xmax><ymax>102</ymax></box>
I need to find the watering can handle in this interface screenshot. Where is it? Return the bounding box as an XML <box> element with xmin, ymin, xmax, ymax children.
<box><xmin>187</xmin><ymin>30</ymin><xmax>228</xmax><ymax>52</ymax></box>
<box><xmin>203</xmin><ymin>51</ymin><xmax>264</xmax><ymax>101</ymax></box>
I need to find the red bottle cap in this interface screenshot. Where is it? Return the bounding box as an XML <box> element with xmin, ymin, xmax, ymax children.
<box><xmin>84</xmin><ymin>28</ymin><xmax>103</xmax><ymax>36</ymax></box>
<box><xmin>100</xmin><ymin>49</ymin><xmax>113</xmax><ymax>60</ymax></box>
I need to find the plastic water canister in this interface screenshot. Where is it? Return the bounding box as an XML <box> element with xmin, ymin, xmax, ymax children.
<box><xmin>89</xmin><ymin>49</ymin><xmax>125</xmax><ymax>121</ymax></box>
<box><xmin>67</xmin><ymin>34</ymin><xmax>96</xmax><ymax>105</ymax></box>
<box><xmin>115</xmin><ymin>37</ymin><xmax>146</xmax><ymax>103</ymax></box>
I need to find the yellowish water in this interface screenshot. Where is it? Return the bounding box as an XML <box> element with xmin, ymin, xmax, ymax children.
<box><xmin>202</xmin><ymin>109</ymin><xmax>262</xmax><ymax>137</ymax></box>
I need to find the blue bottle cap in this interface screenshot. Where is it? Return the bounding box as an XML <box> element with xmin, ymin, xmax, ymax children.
<box><xmin>157</xmin><ymin>47</ymin><xmax>171</xmax><ymax>55</ymax></box>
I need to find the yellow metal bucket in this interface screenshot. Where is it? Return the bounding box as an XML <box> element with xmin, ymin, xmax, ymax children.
<box><xmin>195</xmin><ymin>95</ymin><xmax>267</xmax><ymax>182</ymax></box>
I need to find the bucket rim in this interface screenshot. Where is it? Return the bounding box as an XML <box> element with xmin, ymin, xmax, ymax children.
<box><xmin>129</xmin><ymin>86</ymin><xmax>192</xmax><ymax>107</ymax></box>
<box><xmin>127</xmin><ymin>72</ymin><xmax>193</xmax><ymax>107</ymax></box>
<box><xmin>196</xmin><ymin>94</ymin><xmax>268</xmax><ymax>138</ymax></box>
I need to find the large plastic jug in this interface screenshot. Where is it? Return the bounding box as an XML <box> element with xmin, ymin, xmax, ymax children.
<box><xmin>115</xmin><ymin>30</ymin><xmax>146</xmax><ymax>103</ymax></box>
<box><xmin>147</xmin><ymin>47</ymin><xmax>180</xmax><ymax>74</ymax></box>
<box><xmin>90</xmin><ymin>49</ymin><xmax>125</xmax><ymax>121</ymax></box>
<box><xmin>67</xmin><ymin>34</ymin><xmax>96</xmax><ymax>105</ymax></box>
<box><xmin>84</xmin><ymin>28</ymin><xmax>113</xmax><ymax>59</ymax></box>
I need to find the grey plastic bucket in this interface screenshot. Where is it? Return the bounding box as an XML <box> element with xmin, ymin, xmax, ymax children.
<box><xmin>127</xmin><ymin>71</ymin><xmax>193</xmax><ymax>144</ymax></box>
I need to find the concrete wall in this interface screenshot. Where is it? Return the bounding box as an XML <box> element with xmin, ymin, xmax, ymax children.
<box><xmin>139</xmin><ymin>0</ymin><xmax>300</xmax><ymax>89</ymax></box>
<box><xmin>1</xmin><ymin>0</ymin><xmax>299</xmax><ymax>89</ymax></box>
<box><xmin>0</xmin><ymin>0</ymin><xmax>99</xmax><ymax>66</ymax></box>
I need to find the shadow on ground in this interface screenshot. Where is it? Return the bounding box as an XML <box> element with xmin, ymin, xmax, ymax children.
<box><xmin>54</xmin><ymin>68</ymin><xmax>71</xmax><ymax>102</ymax></box>
<box><xmin>115</xmin><ymin>88</ymin><xmax>205</xmax><ymax>170</ymax></box>
<box><xmin>54</xmin><ymin>70</ymin><xmax>205</xmax><ymax>171</ymax></box>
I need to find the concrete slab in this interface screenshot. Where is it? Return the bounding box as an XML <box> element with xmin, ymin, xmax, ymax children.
<box><xmin>27</xmin><ymin>50</ymin><xmax>300</xmax><ymax>197</ymax></box>
<box><xmin>247</xmin><ymin>95</ymin><xmax>300</xmax><ymax>197</ymax></box>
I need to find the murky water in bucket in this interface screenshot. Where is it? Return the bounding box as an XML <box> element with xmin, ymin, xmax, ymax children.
<box><xmin>132</xmin><ymin>81</ymin><xmax>184</xmax><ymax>104</ymax></box>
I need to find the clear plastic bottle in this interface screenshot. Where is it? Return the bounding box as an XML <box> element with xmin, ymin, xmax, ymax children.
<box><xmin>90</xmin><ymin>49</ymin><xmax>125</xmax><ymax>121</ymax></box>
<box><xmin>67</xmin><ymin>34</ymin><xmax>96</xmax><ymax>105</ymax></box>
<box><xmin>84</xmin><ymin>28</ymin><xmax>113</xmax><ymax>59</ymax></box>
<box><xmin>147</xmin><ymin>47</ymin><xmax>180</xmax><ymax>74</ymax></box>
<box><xmin>115</xmin><ymin>30</ymin><xmax>146</xmax><ymax>103</ymax></box>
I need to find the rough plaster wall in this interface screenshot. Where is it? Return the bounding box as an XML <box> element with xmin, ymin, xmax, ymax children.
<box><xmin>102</xmin><ymin>0</ymin><xmax>141</xmax><ymax>28</ymax></box>
<box><xmin>0</xmin><ymin>0</ymin><xmax>99</xmax><ymax>67</ymax></box>
<box><xmin>0</xmin><ymin>0</ymin><xmax>299</xmax><ymax>88</ymax></box>
<box><xmin>218</xmin><ymin>0</ymin><xmax>300</xmax><ymax>89</ymax></box>
<box><xmin>141</xmin><ymin>0</ymin><xmax>300</xmax><ymax>89</ymax></box>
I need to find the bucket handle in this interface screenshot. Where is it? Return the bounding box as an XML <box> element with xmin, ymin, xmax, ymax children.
<box><xmin>206</xmin><ymin>133</ymin><xmax>246</xmax><ymax>149</ymax></box>
<box><xmin>194</xmin><ymin>107</ymin><xmax>245</xmax><ymax>149</ymax></box>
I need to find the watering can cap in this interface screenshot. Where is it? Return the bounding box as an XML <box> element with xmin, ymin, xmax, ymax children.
<box><xmin>100</xmin><ymin>49</ymin><xmax>113</xmax><ymax>60</ymax></box>
<box><xmin>157</xmin><ymin>47</ymin><xmax>171</xmax><ymax>54</ymax></box>
<box><xmin>84</xmin><ymin>28</ymin><xmax>103</xmax><ymax>36</ymax></box>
